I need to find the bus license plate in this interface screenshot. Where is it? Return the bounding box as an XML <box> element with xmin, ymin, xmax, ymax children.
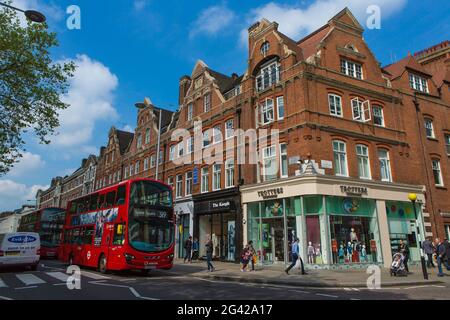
<box><xmin>144</xmin><ymin>263</ymin><xmax>157</xmax><ymax>269</ymax></box>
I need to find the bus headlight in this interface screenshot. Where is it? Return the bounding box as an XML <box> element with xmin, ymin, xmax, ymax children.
<box><xmin>168</xmin><ymin>253</ymin><xmax>174</xmax><ymax>259</ymax></box>
<box><xmin>124</xmin><ymin>253</ymin><xmax>135</xmax><ymax>262</ymax></box>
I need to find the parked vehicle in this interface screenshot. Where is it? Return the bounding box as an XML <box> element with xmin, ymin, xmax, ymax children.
<box><xmin>0</xmin><ymin>232</ymin><xmax>40</xmax><ymax>270</ymax></box>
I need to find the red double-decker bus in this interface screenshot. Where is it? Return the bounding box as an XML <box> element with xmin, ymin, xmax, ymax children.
<box><xmin>18</xmin><ymin>207</ymin><xmax>66</xmax><ymax>259</ymax></box>
<box><xmin>59</xmin><ymin>178</ymin><xmax>175</xmax><ymax>273</ymax></box>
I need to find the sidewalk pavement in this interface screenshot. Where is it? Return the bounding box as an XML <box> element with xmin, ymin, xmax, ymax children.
<box><xmin>162</xmin><ymin>259</ymin><xmax>448</xmax><ymax>288</ymax></box>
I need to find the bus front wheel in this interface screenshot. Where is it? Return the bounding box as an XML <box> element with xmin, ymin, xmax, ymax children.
<box><xmin>98</xmin><ymin>254</ymin><xmax>107</xmax><ymax>274</ymax></box>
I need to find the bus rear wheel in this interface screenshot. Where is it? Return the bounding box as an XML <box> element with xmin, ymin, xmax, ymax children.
<box><xmin>98</xmin><ymin>254</ymin><xmax>107</xmax><ymax>274</ymax></box>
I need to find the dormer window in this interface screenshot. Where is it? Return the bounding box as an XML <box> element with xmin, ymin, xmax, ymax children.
<box><xmin>256</xmin><ymin>59</ymin><xmax>280</xmax><ymax>92</ymax></box>
<box><xmin>409</xmin><ymin>73</ymin><xmax>429</xmax><ymax>93</ymax></box>
<box><xmin>260</xmin><ymin>41</ymin><xmax>270</xmax><ymax>55</ymax></box>
<box><xmin>341</xmin><ymin>59</ymin><xmax>363</xmax><ymax>79</ymax></box>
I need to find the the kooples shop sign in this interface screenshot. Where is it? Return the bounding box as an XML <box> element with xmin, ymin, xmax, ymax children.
<box><xmin>195</xmin><ymin>198</ymin><xmax>236</xmax><ymax>214</ymax></box>
<box><xmin>340</xmin><ymin>185</ymin><xmax>368</xmax><ymax>196</ymax></box>
<box><xmin>257</xmin><ymin>188</ymin><xmax>284</xmax><ymax>199</ymax></box>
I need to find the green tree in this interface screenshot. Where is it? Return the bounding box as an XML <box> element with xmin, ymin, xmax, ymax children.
<box><xmin>0</xmin><ymin>3</ymin><xmax>75</xmax><ymax>175</ymax></box>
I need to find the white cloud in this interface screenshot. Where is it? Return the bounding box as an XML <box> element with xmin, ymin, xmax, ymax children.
<box><xmin>121</xmin><ymin>125</ymin><xmax>134</xmax><ymax>133</ymax></box>
<box><xmin>190</xmin><ymin>4</ymin><xmax>235</xmax><ymax>38</ymax></box>
<box><xmin>7</xmin><ymin>152</ymin><xmax>45</xmax><ymax>178</ymax></box>
<box><xmin>53</xmin><ymin>54</ymin><xmax>119</xmax><ymax>147</ymax></box>
<box><xmin>0</xmin><ymin>179</ymin><xmax>48</xmax><ymax>211</ymax></box>
<box><xmin>241</xmin><ymin>0</ymin><xmax>407</xmax><ymax>45</ymax></box>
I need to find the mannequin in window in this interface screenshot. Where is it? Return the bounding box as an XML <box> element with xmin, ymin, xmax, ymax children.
<box><xmin>338</xmin><ymin>245</ymin><xmax>345</xmax><ymax>263</ymax></box>
<box><xmin>350</xmin><ymin>228</ymin><xmax>358</xmax><ymax>242</ymax></box>
<box><xmin>361</xmin><ymin>245</ymin><xmax>368</xmax><ymax>262</ymax></box>
<box><xmin>315</xmin><ymin>244</ymin><xmax>322</xmax><ymax>264</ymax></box>
<box><xmin>346</xmin><ymin>242</ymin><xmax>353</xmax><ymax>263</ymax></box>
<box><xmin>212</xmin><ymin>233</ymin><xmax>218</xmax><ymax>258</ymax></box>
<box><xmin>307</xmin><ymin>241</ymin><xmax>315</xmax><ymax>264</ymax></box>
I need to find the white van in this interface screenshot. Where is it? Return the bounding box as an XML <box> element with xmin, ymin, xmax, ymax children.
<box><xmin>0</xmin><ymin>232</ymin><xmax>40</xmax><ymax>270</ymax></box>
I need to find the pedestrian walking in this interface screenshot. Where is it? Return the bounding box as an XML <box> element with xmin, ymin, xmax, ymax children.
<box><xmin>205</xmin><ymin>238</ymin><xmax>215</xmax><ymax>272</ymax></box>
<box><xmin>183</xmin><ymin>236</ymin><xmax>193</xmax><ymax>263</ymax></box>
<box><xmin>435</xmin><ymin>238</ymin><xmax>446</xmax><ymax>277</ymax></box>
<box><xmin>240</xmin><ymin>245</ymin><xmax>251</xmax><ymax>272</ymax></box>
<box><xmin>444</xmin><ymin>238</ymin><xmax>450</xmax><ymax>271</ymax></box>
<box><xmin>248</xmin><ymin>240</ymin><xmax>257</xmax><ymax>271</ymax></box>
<box><xmin>285</xmin><ymin>238</ymin><xmax>307</xmax><ymax>275</ymax></box>
<box><xmin>398</xmin><ymin>239</ymin><xmax>410</xmax><ymax>273</ymax></box>
<box><xmin>191</xmin><ymin>238</ymin><xmax>199</xmax><ymax>261</ymax></box>
<box><xmin>423</xmin><ymin>237</ymin><xmax>435</xmax><ymax>268</ymax></box>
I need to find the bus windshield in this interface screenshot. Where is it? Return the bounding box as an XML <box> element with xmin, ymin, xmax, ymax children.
<box><xmin>128</xmin><ymin>181</ymin><xmax>174</xmax><ymax>252</ymax></box>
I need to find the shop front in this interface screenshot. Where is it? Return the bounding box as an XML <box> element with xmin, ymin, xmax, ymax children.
<box><xmin>242</xmin><ymin>175</ymin><xmax>425</xmax><ymax>269</ymax></box>
<box><xmin>174</xmin><ymin>200</ymin><xmax>194</xmax><ymax>259</ymax></box>
<box><xmin>193</xmin><ymin>188</ymin><xmax>241</xmax><ymax>262</ymax></box>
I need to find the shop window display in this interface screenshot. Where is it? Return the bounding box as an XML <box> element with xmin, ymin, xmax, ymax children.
<box><xmin>386</xmin><ymin>201</ymin><xmax>420</xmax><ymax>261</ymax></box>
<box><xmin>327</xmin><ymin>197</ymin><xmax>381</xmax><ymax>264</ymax></box>
<box><xmin>306</xmin><ymin>216</ymin><xmax>323</xmax><ymax>264</ymax></box>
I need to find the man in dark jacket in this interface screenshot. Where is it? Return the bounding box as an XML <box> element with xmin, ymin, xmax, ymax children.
<box><xmin>183</xmin><ymin>236</ymin><xmax>193</xmax><ymax>263</ymax></box>
<box><xmin>423</xmin><ymin>237</ymin><xmax>435</xmax><ymax>268</ymax></box>
<box><xmin>443</xmin><ymin>238</ymin><xmax>450</xmax><ymax>271</ymax></box>
<box><xmin>435</xmin><ymin>238</ymin><xmax>446</xmax><ymax>277</ymax></box>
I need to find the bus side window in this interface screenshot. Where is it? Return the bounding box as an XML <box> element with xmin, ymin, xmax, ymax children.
<box><xmin>113</xmin><ymin>223</ymin><xmax>126</xmax><ymax>245</ymax></box>
<box><xmin>84</xmin><ymin>227</ymin><xmax>94</xmax><ymax>245</ymax></box>
<box><xmin>99</xmin><ymin>194</ymin><xmax>106</xmax><ymax>209</ymax></box>
<box><xmin>69</xmin><ymin>201</ymin><xmax>77</xmax><ymax>214</ymax></box>
<box><xmin>106</xmin><ymin>191</ymin><xmax>116</xmax><ymax>208</ymax></box>
<box><xmin>90</xmin><ymin>193</ymin><xmax>99</xmax><ymax>211</ymax></box>
<box><xmin>115</xmin><ymin>186</ymin><xmax>126</xmax><ymax>206</ymax></box>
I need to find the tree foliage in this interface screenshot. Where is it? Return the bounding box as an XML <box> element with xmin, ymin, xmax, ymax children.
<box><xmin>0</xmin><ymin>3</ymin><xmax>75</xmax><ymax>175</ymax></box>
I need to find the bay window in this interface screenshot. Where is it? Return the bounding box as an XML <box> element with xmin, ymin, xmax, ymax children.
<box><xmin>256</xmin><ymin>60</ymin><xmax>280</xmax><ymax>92</ymax></box>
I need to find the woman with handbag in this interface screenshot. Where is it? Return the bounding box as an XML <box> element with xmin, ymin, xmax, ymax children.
<box><xmin>248</xmin><ymin>240</ymin><xmax>257</xmax><ymax>271</ymax></box>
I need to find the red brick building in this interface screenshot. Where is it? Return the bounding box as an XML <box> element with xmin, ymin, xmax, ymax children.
<box><xmin>38</xmin><ymin>7</ymin><xmax>448</xmax><ymax>269</ymax></box>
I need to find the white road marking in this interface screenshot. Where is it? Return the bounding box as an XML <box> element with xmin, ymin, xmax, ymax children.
<box><xmin>15</xmin><ymin>286</ymin><xmax>38</xmax><ymax>290</ymax></box>
<box><xmin>46</xmin><ymin>272</ymin><xmax>69</xmax><ymax>282</ymax></box>
<box><xmin>90</xmin><ymin>281</ymin><xmax>159</xmax><ymax>300</ymax></box>
<box><xmin>16</xmin><ymin>274</ymin><xmax>46</xmax><ymax>286</ymax></box>
<box><xmin>0</xmin><ymin>277</ymin><xmax>7</xmax><ymax>288</ymax></box>
<box><xmin>81</xmin><ymin>271</ymin><xmax>110</xmax><ymax>280</ymax></box>
<box><xmin>0</xmin><ymin>296</ymin><xmax>14</xmax><ymax>300</ymax></box>
<box><xmin>288</xmin><ymin>289</ymin><xmax>309</xmax><ymax>294</ymax></box>
<box><xmin>350</xmin><ymin>298</ymin><xmax>361</xmax><ymax>301</ymax></box>
<box><xmin>40</xmin><ymin>264</ymin><xmax>65</xmax><ymax>271</ymax></box>
<box><xmin>316</xmin><ymin>293</ymin><xmax>338</xmax><ymax>298</ymax></box>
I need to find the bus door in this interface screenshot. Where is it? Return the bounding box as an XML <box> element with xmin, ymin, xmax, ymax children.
<box><xmin>108</xmin><ymin>222</ymin><xmax>126</xmax><ymax>268</ymax></box>
<box><xmin>79</xmin><ymin>226</ymin><xmax>95</xmax><ymax>267</ymax></box>
<box><xmin>72</xmin><ymin>228</ymin><xmax>83</xmax><ymax>264</ymax></box>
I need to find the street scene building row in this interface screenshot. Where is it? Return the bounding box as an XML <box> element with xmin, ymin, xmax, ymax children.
<box><xmin>34</xmin><ymin>8</ymin><xmax>450</xmax><ymax>269</ymax></box>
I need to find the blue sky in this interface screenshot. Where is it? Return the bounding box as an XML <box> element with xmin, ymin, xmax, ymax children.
<box><xmin>1</xmin><ymin>0</ymin><xmax>449</xmax><ymax>211</ymax></box>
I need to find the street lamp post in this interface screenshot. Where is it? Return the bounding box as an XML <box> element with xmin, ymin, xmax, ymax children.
<box><xmin>0</xmin><ymin>2</ymin><xmax>46</xmax><ymax>23</ymax></box>
<box><xmin>408</xmin><ymin>193</ymin><xmax>428</xmax><ymax>280</ymax></box>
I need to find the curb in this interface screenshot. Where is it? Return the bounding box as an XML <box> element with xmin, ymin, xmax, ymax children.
<box><xmin>195</xmin><ymin>274</ymin><xmax>444</xmax><ymax>288</ymax></box>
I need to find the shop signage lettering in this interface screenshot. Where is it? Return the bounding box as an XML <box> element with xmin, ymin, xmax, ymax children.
<box><xmin>257</xmin><ymin>188</ymin><xmax>284</xmax><ymax>199</ymax></box>
<box><xmin>340</xmin><ymin>185</ymin><xmax>368</xmax><ymax>196</ymax></box>
<box><xmin>212</xmin><ymin>201</ymin><xmax>231</xmax><ymax>209</ymax></box>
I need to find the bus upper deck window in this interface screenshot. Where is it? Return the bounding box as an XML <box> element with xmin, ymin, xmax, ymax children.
<box><xmin>106</xmin><ymin>191</ymin><xmax>116</xmax><ymax>208</ymax></box>
<box><xmin>116</xmin><ymin>185</ymin><xmax>126</xmax><ymax>206</ymax></box>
